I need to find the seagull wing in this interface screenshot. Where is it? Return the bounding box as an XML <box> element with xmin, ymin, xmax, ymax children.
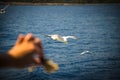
<box><xmin>63</xmin><ymin>36</ymin><xmax>77</xmax><ymax>39</ymax></box>
<box><xmin>80</xmin><ymin>51</ymin><xmax>90</xmax><ymax>55</ymax></box>
<box><xmin>3</xmin><ymin>4</ymin><xmax>9</xmax><ymax>10</ymax></box>
<box><xmin>47</xmin><ymin>34</ymin><xmax>64</xmax><ymax>41</ymax></box>
<box><xmin>47</xmin><ymin>35</ymin><xmax>52</xmax><ymax>37</ymax></box>
<box><xmin>45</xmin><ymin>34</ymin><xmax>57</xmax><ymax>37</ymax></box>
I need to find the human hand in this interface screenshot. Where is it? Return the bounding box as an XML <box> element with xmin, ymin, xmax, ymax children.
<box><xmin>8</xmin><ymin>33</ymin><xmax>44</xmax><ymax>68</ymax></box>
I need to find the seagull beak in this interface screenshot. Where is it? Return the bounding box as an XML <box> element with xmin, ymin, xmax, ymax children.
<box><xmin>43</xmin><ymin>35</ymin><xmax>50</xmax><ymax>37</ymax></box>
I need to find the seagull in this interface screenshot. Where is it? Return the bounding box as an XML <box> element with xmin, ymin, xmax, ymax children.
<box><xmin>45</xmin><ymin>34</ymin><xmax>77</xmax><ymax>44</ymax></box>
<box><xmin>80</xmin><ymin>51</ymin><xmax>90</xmax><ymax>55</ymax></box>
<box><xmin>0</xmin><ymin>4</ymin><xmax>9</xmax><ymax>14</ymax></box>
<box><xmin>0</xmin><ymin>9</ymin><xmax>5</xmax><ymax>14</ymax></box>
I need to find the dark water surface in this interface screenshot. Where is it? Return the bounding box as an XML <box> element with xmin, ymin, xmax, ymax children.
<box><xmin>0</xmin><ymin>4</ymin><xmax>120</xmax><ymax>80</ymax></box>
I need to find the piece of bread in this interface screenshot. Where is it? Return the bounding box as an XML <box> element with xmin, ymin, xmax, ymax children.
<box><xmin>42</xmin><ymin>58</ymin><xmax>59</xmax><ymax>73</ymax></box>
<box><xmin>28</xmin><ymin>58</ymin><xmax>59</xmax><ymax>73</ymax></box>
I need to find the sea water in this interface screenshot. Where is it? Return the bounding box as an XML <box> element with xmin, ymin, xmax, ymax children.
<box><xmin>0</xmin><ymin>4</ymin><xmax>120</xmax><ymax>80</ymax></box>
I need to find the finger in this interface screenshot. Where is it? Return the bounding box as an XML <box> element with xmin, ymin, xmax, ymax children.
<box><xmin>34</xmin><ymin>38</ymin><xmax>41</xmax><ymax>45</ymax></box>
<box><xmin>35</xmin><ymin>45</ymin><xmax>44</xmax><ymax>58</ymax></box>
<box><xmin>15</xmin><ymin>34</ymin><xmax>25</xmax><ymax>45</ymax></box>
<box><xmin>33</xmin><ymin>57</ymin><xmax>42</xmax><ymax>65</ymax></box>
<box><xmin>24</xmin><ymin>33</ymin><xmax>35</xmax><ymax>42</ymax></box>
<box><xmin>34</xmin><ymin>38</ymin><xmax>43</xmax><ymax>52</ymax></box>
<box><xmin>34</xmin><ymin>38</ymin><xmax>44</xmax><ymax>58</ymax></box>
<box><xmin>32</xmin><ymin>54</ymin><xmax>42</xmax><ymax>65</ymax></box>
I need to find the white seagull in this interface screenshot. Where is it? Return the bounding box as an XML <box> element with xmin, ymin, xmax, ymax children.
<box><xmin>0</xmin><ymin>4</ymin><xmax>9</xmax><ymax>14</ymax></box>
<box><xmin>80</xmin><ymin>51</ymin><xmax>90</xmax><ymax>55</ymax></box>
<box><xmin>45</xmin><ymin>34</ymin><xmax>77</xmax><ymax>44</ymax></box>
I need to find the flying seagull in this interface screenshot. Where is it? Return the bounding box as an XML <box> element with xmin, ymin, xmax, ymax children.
<box><xmin>45</xmin><ymin>34</ymin><xmax>77</xmax><ymax>44</ymax></box>
<box><xmin>80</xmin><ymin>51</ymin><xmax>90</xmax><ymax>55</ymax></box>
<box><xmin>0</xmin><ymin>4</ymin><xmax>9</xmax><ymax>14</ymax></box>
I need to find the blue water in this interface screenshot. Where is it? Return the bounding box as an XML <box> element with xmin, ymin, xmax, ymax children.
<box><xmin>0</xmin><ymin>4</ymin><xmax>120</xmax><ymax>80</ymax></box>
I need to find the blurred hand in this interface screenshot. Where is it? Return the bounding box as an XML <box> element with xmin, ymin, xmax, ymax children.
<box><xmin>8</xmin><ymin>33</ymin><xmax>44</xmax><ymax>68</ymax></box>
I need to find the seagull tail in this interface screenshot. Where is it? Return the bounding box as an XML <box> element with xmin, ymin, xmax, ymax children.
<box><xmin>64</xmin><ymin>41</ymin><xmax>69</xmax><ymax>44</ymax></box>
